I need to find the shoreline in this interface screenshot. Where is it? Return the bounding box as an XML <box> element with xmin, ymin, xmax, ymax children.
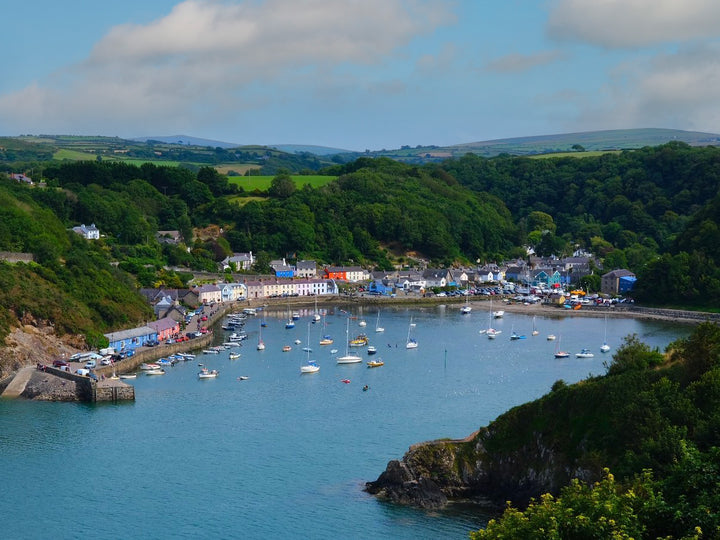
<box><xmin>244</xmin><ymin>294</ymin><xmax>719</xmax><ymax>324</ymax></box>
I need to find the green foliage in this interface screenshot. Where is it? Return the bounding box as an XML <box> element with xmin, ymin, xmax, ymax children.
<box><xmin>605</xmin><ymin>334</ymin><xmax>665</xmax><ymax>376</ymax></box>
<box><xmin>472</xmin><ymin>470</ymin><xmax>667</xmax><ymax>540</ymax></box>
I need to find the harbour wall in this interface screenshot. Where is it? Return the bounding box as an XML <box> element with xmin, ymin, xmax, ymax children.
<box><xmin>43</xmin><ymin>366</ymin><xmax>135</xmax><ymax>402</ymax></box>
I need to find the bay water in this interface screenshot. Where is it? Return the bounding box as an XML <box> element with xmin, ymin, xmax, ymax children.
<box><xmin>0</xmin><ymin>304</ymin><xmax>689</xmax><ymax>539</ymax></box>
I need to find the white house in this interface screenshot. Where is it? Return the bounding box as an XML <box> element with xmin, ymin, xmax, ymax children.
<box><xmin>221</xmin><ymin>252</ymin><xmax>254</xmax><ymax>271</ymax></box>
<box><xmin>195</xmin><ymin>284</ymin><xmax>222</xmax><ymax>304</ymax></box>
<box><xmin>220</xmin><ymin>283</ymin><xmax>247</xmax><ymax>302</ymax></box>
<box><xmin>72</xmin><ymin>223</ymin><xmax>100</xmax><ymax>240</ymax></box>
<box><xmin>295</xmin><ymin>260</ymin><xmax>317</xmax><ymax>278</ymax></box>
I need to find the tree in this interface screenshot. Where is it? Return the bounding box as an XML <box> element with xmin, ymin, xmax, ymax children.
<box><xmin>268</xmin><ymin>171</ymin><xmax>296</xmax><ymax>198</ymax></box>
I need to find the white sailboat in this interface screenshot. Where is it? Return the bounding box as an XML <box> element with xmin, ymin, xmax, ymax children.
<box><xmin>554</xmin><ymin>335</ymin><xmax>569</xmax><ymax>358</ymax></box>
<box><xmin>406</xmin><ymin>316</ymin><xmax>418</xmax><ymax>349</ymax></box>
<box><xmin>337</xmin><ymin>319</ymin><xmax>362</xmax><ymax>364</ymax></box>
<box><xmin>257</xmin><ymin>319</ymin><xmax>265</xmax><ymax>350</ymax></box>
<box><xmin>300</xmin><ymin>323</ymin><xmax>320</xmax><ymax>373</ymax></box>
<box><xmin>375</xmin><ymin>311</ymin><xmax>384</xmax><ymax>333</ymax></box>
<box><xmin>483</xmin><ymin>299</ymin><xmax>501</xmax><ymax>339</ymax></box>
<box><xmin>600</xmin><ymin>315</ymin><xmax>611</xmax><ymax>353</ymax></box>
<box><xmin>312</xmin><ymin>296</ymin><xmax>321</xmax><ymax>323</ymax></box>
<box><xmin>531</xmin><ymin>316</ymin><xmax>539</xmax><ymax>336</ymax></box>
<box><xmin>460</xmin><ymin>293</ymin><xmax>472</xmax><ymax>314</ymax></box>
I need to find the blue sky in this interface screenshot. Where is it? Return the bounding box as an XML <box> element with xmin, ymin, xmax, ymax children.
<box><xmin>2</xmin><ymin>0</ymin><xmax>720</xmax><ymax>151</ymax></box>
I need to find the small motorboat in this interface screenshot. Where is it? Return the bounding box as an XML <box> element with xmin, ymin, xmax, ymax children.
<box><xmin>282</xmin><ymin>345</ymin><xmax>292</xmax><ymax>352</ymax></box>
<box><xmin>145</xmin><ymin>369</ymin><xmax>166</xmax><ymax>375</ymax></box>
<box><xmin>367</xmin><ymin>346</ymin><xmax>377</xmax><ymax>355</ymax></box>
<box><xmin>367</xmin><ymin>359</ymin><xmax>384</xmax><ymax>368</ymax></box>
<box><xmin>229</xmin><ymin>353</ymin><xmax>241</xmax><ymax>360</ymax></box>
<box><xmin>492</xmin><ymin>310</ymin><xmax>504</xmax><ymax>319</ymax></box>
<box><xmin>340</xmin><ymin>379</ymin><xmax>351</xmax><ymax>384</ymax></box>
<box><xmin>547</xmin><ymin>334</ymin><xmax>556</xmax><ymax>341</ymax></box>
<box><xmin>119</xmin><ymin>374</ymin><xmax>137</xmax><ymax>379</ymax></box>
<box><xmin>576</xmin><ymin>349</ymin><xmax>594</xmax><ymax>358</ymax></box>
<box><xmin>319</xmin><ymin>337</ymin><xmax>333</xmax><ymax>346</ymax></box>
<box><xmin>358</xmin><ymin>320</ymin><xmax>367</xmax><ymax>327</ymax></box>
<box><xmin>140</xmin><ymin>363</ymin><xmax>161</xmax><ymax>370</ymax></box>
<box><xmin>330</xmin><ymin>349</ymin><xmax>338</xmax><ymax>354</ymax></box>
<box><xmin>294</xmin><ymin>339</ymin><xmax>302</xmax><ymax>345</ymax></box>
<box><xmin>198</xmin><ymin>368</ymin><xmax>219</xmax><ymax>379</ymax></box>
<box><xmin>237</xmin><ymin>376</ymin><xmax>249</xmax><ymax>381</ymax></box>
<box><xmin>554</xmin><ymin>351</ymin><xmax>570</xmax><ymax>359</ymax></box>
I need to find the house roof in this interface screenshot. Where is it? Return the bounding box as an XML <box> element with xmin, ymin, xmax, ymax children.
<box><xmin>602</xmin><ymin>269</ymin><xmax>636</xmax><ymax>279</ymax></box>
<box><xmin>105</xmin><ymin>326</ymin><xmax>157</xmax><ymax>342</ymax></box>
<box><xmin>147</xmin><ymin>317</ymin><xmax>180</xmax><ymax>333</ymax></box>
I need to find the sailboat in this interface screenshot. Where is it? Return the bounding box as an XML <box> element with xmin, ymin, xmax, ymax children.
<box><xmin>256</xmin><ymin>319</ymin><xmax>266</xmax><ymax>350</ymax></box>
<box><xmin>375</xmin><ymin>311</ymin><xmax>384</xmax><ymax>333</ymax></box>
<box><xmin>483</xmin><ymin>299</ymin><xmax>502</xmax><ymax>339</ymax></box>
<box><xmin>285</xmin><ymin>300</ymin><xmax>295</xmax><ymax>329</ymax></box>
<box><xmin>312</xmin><ymin>296</ymin><xmax>321</xmax><ymax>323</ymax></box>
<box><xmin>600</xmin><ymin>315</ymin><xmax>611</xmax><ymax>353</ymax></box>
<box><xmin>554</xmin><ymin>335</ymin><xmax>569</xmax><ymax>358</ymax></box>
<box><xmin>300</xmin><ymin>323</ymin><xmax>320</xmax><ymax>373</ymax></box>
<box><xmin>405</xmin><ymin>316</ymin><xmax>418</xmax><ymax>349</ymax></box>
<box><xmin>460</xmin><ymin>293</ymin><xmax>472</xmax><ymax>314</ymax></box>
<box><xmin>337</xmin><ymin>319</ymin><xmax>362</xmax><ymax>364</ymax></box>
<box><xmin>531</xmin><ymin>316</ymin><xmax>539</xmax><ymax>336</ymax></box>
<box><xmin>319</xmin><ymin>313</ymin><xmax>333</xmax><ymax>345</ymax></box>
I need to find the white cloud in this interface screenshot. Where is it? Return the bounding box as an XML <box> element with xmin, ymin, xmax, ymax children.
<box><xmin>0</xmin><ymin>0</ymin><xmax>454</xmax><ymax>136</ymax></box>
<box><xmin>548</xmin><ymin>0</ymin><xmax>720</xmax><ymax>48</ymax></box>
<box><xmin>485</xmin><ymin>50</ymin><xmax>564</xmax><ymax>73</ymax></box>
<box><xmin>575</xmin><ymin>44</ymin><xmax>720</xmax><ymax>132</ymax></box>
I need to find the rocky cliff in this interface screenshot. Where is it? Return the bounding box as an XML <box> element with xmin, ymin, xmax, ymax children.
<box><xmin>366</xmin><ymin>398</ymin><xmax>604</xmax><ymax>509</ymax></box>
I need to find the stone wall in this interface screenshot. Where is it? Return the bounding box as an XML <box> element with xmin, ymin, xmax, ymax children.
<box><xmin>45</xmin><ymin>366</ymin><xmax>95</xmax><ymax>401</ymax></box>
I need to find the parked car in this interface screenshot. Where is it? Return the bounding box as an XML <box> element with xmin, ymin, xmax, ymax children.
<box><xmin>84</xmin><ymin>359</ymin><xmax>97</xmax><ymax>369</ymax></box>
<box><xmin>145</xmin><ymin>340</ymin><xmax>159</xmax><ymax>347</ymax></box>
<box><xmin>52</xmin><ymin>359</ymin><xmax>68</xmax><ymax>368</ymax></box>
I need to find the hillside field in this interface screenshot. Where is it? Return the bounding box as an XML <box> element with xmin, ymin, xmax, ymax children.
<box><xmin>228</xmin><ymin>175</ymin><xmax>337</xmax><ymax>191</ymax></box>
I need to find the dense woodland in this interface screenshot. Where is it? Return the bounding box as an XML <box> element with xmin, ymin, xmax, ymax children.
<box><xmin>1</xmin><ymin>142</ymin><xmax>720</xmax><ymax>342</ymax></box>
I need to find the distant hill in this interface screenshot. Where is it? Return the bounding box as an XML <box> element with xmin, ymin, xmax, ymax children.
<box><xmin>268</xmin><ymin>144</ymin><xmax>353</xmax><ymax>156</ymax></box>
<box><xmin>367</xmin><ymin>128</ymin><xmax>720</xmax><ymax>162</ymax></box>
<box><xmin>132</xmin><ymin>135</ymin><xmax>240</xmax><ymax>148</ymax></box>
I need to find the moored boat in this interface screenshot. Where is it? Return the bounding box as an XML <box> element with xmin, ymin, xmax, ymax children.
<box><xmin>367</xmin><ymin>359</ymin><xmax>384</xmax><ymax>368</ymax></box>
<box><xmin>198</xmin><ymin>367</ymin><xmax>219</xmax><ymax>379</ymax></box>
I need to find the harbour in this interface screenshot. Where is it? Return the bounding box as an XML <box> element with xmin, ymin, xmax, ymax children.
<box><xmin>0</xmin><ymin>304</ymin><xmax>691</xmax><ymax>539</ymax></box>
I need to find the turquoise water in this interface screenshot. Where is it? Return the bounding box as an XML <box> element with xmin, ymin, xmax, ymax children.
<box><xmin>0</xmin><ymin>305</ymin><xmax>689</xmax><ymax>539</ymax></box>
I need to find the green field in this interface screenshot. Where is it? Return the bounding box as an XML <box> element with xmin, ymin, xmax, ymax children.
<box><xmin>227</xmin><ymin>195</ymin><xmax>269</xmax><ymax>206</ymax></box>
<box><xmin>529</xmin><ymin>150</ymin><xmax>621</xmax><ymax>159</ymax></box>
<box><xmin>54</xmin><ymin>149</ymin><xmax>99</xmax><ymax>161</ymax></box>
<box><xmin>228</xmin><ymin>175</ymin><xmax>337</xmax><ymax>191</ymax></box>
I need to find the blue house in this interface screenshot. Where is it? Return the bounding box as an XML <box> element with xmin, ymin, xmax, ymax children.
<box><xmin>104</xmin><ymin>326</ymin><xmax>158</xmax><ymax>351</ymax></box>
<box><xmin>618</xmin><ymin>275</ymin><xmax>637</xmax><ymax>294</ymax></box>
<box><xmin>368</xmin><ymin>279</ymin><xmax>393</xmax><ymax>295</ymax></box>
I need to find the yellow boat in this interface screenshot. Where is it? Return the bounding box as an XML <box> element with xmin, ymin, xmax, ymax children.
<box><xmin>349</xmin><ymin>334</ymin><xmax>368</xmax><ymax>347</ymax></box>
<box><xmin>367</xmin><ymin>359</ymin><xmax>384</xmax><ymax>368</ymax></box>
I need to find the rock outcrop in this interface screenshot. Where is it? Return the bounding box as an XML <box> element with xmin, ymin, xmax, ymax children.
<box><xmin>366</xmin><ymin>421</ymin><xmax>599</xmax><ymax>510</ymax></box>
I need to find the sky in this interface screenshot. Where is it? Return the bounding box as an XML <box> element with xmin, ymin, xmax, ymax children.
<box><xmin>2</xmin><ymin>0</ymin><xmax>720</xmax><ymax>151</ymax></box>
